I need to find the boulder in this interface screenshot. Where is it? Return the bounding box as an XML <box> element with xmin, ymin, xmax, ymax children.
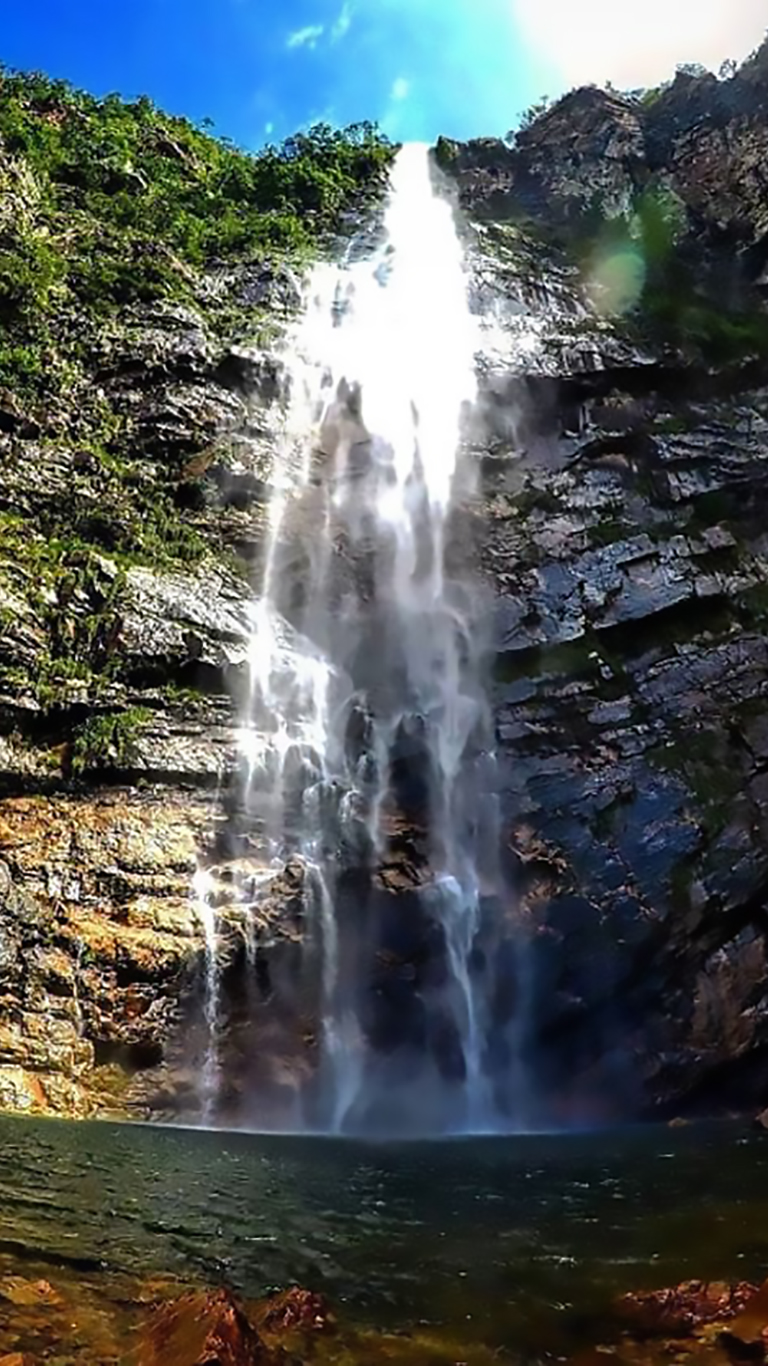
<box><xmin>135</xmin><ymin>1289</ymin><xmax>274</xmax><ymax>1366</ymax></box>
<box><xmin>617</xmin><ymin>1281</ymin><xmax>759</xmax><ymax>1338</ymax></box>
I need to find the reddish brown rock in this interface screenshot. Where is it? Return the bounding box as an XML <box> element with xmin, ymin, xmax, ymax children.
<box><xmin>719</xmin><ymin>1282</ymin><xmax>768</xmax><ymax>1357</ymax></box>
<box><xmin>135</xmin><ymin>1287</ymin><xmax>274</xmax><ymax>1366</ymax></box>
<box><xmin>616</xmin><ymin>1280</ymin><xmax>758</xmax><ymax>1338</ymax></box>
<box><xmin>257</xmin><ymin>1285</ymin><xmax>334</xmax><ymax>1335</ymax></box>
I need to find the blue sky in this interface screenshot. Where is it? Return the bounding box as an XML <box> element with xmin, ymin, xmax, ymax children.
<box><xmin>1</xmin><ymin>1</ymin><xmax>765</xmax><ymax>149</ymax></box>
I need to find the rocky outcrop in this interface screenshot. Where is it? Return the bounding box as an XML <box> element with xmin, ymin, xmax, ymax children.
<box><xmin>0</xmin><ymin>247</ymin><xmax>304</xmax><ymax>1117</ymax></box>
<box><xmin>440</xmin><ymin>47</ymin><xmax>768</xmax><ymax>262</ymax></box>
<box><xmin>136</xmin><ymin>1289</ymin><xmax>277</xmax><ymax>1366</ymax></box>
<box><xmin>4</xmin><ymin>42</ymin><xmax>768</xmax><ymax>1125</ymax></box>
<box><xmin>443</xmin><ymin>34</ymin><xmax>768</xmax><ymax>1122</ymax></box>
<box><xmin>0</xmin><ymin>791</ymin><xmax>217</xmax><ymax>1115</ymax></box>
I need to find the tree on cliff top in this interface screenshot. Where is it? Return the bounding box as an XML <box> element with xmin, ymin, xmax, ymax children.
<box><xmin>0</xmin><ymin>64</ymin><xmax>394</xmax><ymax>396</ymax></box>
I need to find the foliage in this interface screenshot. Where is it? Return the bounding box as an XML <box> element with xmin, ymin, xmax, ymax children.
<box><xmin>639</xmin><ymin>84</ymin><xmax>669</xmax><ymax>107</ymax></box>
<box><xmin>505</xmin><ymin>95</ymin><xmax>554</xmax><ymax>143</ymax></box>
<box><xmin>0</xmin><ymin>513</ymin><xmax>129</xmax><ymax>707</ymax></box>
<box><xmin>628</xmin><ymin>188</ymin><xmax>768</xmax><ymax>362</ymax></box>
<box><xmin>576</xmin><ymin>183</ymin><xmax>768</xmax><ymax>366</ymax></box>
<box><xmin>71</xmin><ymin>707</ymin><xmax>153</xmax><ymax>775</ymax></box>
<box><xmin>675</xmin><ymin>62</ymin><xmax>710</xmax><ymax>79</ymax></box>
<box><xmin>0</xmin><ymin>65</ymin><xmax>394</xmax><ymax>401</ymax></box>
<box><xmin>434</xmin><ymin>137</ymin><xmax>460</xmax><ymax>171</ymax></box>
<box><xmin>0</xmin><ymin>69</ymin><xmax>393</xmax><ymax>262</ymax></box>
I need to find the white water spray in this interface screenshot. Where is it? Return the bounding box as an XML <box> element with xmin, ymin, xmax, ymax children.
<box><xmin>224</xmin><ymin>144</ymin><xmax>497</xmax><ymax>1132</ymax></box>
<box><xmin>193</xmin><ymin>864</ymin><xmax>220</xmax><ymax>1119</ymax></box>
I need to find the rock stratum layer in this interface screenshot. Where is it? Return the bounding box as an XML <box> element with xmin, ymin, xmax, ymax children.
<box><xmin>3</xmin><ymin>44</ymin><xmax>768</xmax><ymax>1122</ymax></box>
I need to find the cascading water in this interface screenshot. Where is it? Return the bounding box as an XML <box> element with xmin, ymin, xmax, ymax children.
<box><xmin>222</xmin><ymin>143</ymin><xmax>501</xmax><ymax>1134</ymax></box>
<box><xmin>192</xmin><ymin>864</ymin><xmax>220</xmax><ymax>1120</ymax></box>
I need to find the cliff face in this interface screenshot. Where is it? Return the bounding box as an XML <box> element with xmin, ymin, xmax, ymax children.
<box><xmin>3</xmin><ymin>44</ymin><xmax>768</xmax><ymax>1123</ymax></box>
<box><xmin>444</xmin><ymin>39</ymin><xmax>768</xmax><ymax>1118</ymax></box>
<box><xmin>0</xmin><ymin>76</ymin><xmax>393</xmax><ymax>1118</ymax></box>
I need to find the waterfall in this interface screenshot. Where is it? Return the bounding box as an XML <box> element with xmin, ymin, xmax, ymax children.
<box><xmin>230</xmin><ymin>143</ymin><xmax>499</xmax><ymax>1134</ymax></box>
<box><xmin>193</xmin><ymin>864</ymin><xmax>221</xmax><ymax>1120</ymax></box>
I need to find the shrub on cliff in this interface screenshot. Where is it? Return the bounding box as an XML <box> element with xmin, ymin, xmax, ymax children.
<box><xmin>0</xmin><ymin>65</ymin><xmax>394</xmax><ymax>396</ymax></box>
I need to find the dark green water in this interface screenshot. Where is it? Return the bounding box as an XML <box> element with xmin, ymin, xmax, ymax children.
<box><xmin>1</xmin><ymin>1116</ymin><xmax>767</xmax><ymax>1354</ymax></box>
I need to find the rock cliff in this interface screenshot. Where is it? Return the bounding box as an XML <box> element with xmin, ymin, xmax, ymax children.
<box><xmin>443</xmin><ymin>40</ymin><xmax>768</xmax><ymax>1119</ymax></box>
<box><xmin>3</xmin><ymin>41</ymin><xmax>768</xmax><ymax>1122</ymax></box>
<box><xmin>0</xmin><ymin>75</ymin><xmax>393</xmax><ymax>1118</ymax></box>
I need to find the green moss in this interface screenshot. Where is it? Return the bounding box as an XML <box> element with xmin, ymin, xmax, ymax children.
<box><xmin>641</xmin><ymin>285</ymin><xmax>768</xmax><ymax>365</ymax></box>
<box><xmin>71</xmin><ymin>706</ymin><xmax>152</xmax><ymax>775</ymax></box>
<box><xmin>590</xmin><ymin>786</ymin><xmax>636</xmax><ymax>839</ymax></box>
<box><xmin>433</xmin><ymin>137</ymin><xmax>460</xmax><ymax>171</ymax></box>
<box><xmin>667</xmin><ymin>858</ymin><xmax>697</xmax><ymax>913</ymax></box>
<box><xmin>495</xmin><ymin>635</ymin><xmax>612</xmax><ymax>686</ymax></box>
<box><xmin>653</xmin><ymin>415</ymin><xmax>690</xmax><ymax>436</ymax></box>
<box><xmin>647</xmin><ymin>727</ymin><xmax>744</xmax><ymax>838</ymax></box>
<box><xmin>162</xmin><ymin>682</ymin><xmax>207</xmax><ymax>711</ymax></box>
<box><xmin>587</xmin><ymin>518</ymin><xmax>629</xmax><ymax>548</ymax></box>
<box><xmin>513</xmin><ymin>486</ymin><xmax>561</xmax><ymax>517</ymax></box>
<box><xmin>0</xmin><ymin>514</ymin><xmax>130</xmax><ymax>704</ymax></box>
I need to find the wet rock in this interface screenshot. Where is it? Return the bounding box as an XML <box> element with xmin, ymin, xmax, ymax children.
<box><xmin>0</xmin><ymin>792</ymin><xmax>220</xmax><ymax>1118</ymax></box>
<box><xmin>616</xmin><ymin>1281</ymin><xmax>759</xmax><ymax>1337</ymax></box>
<box><xmin>256</xmin><ymin>1286</ymin><xmax>334</xmax><ymax>1335</ymax></box>
<box><xmin>720</xmin><ymin>1283</ymin><xmax>768</xmax><ymax>1356</ymax></box>
<box><xmin>119</xmin><ymin>566</ymin><xmax>251</xmax><ymax>683</ymax></box>
<box><xmin>447</xmin><ymin>44</ymin><xmax>768</xmax><ymax>259</ymax></box>
<box><xmin>136</xmin><ymin>1288</ymin><xmax>274</xmax><ymax>1366</ymax></box>
<box><xmin>212</xmin><ymin>259</ymin><xmax>302</xmax><ymax>316</ymax></box>
<box><xmin>0</xmin><ymin>1278</ymin><xmax>64</xmax><ymax>1310</ymax></box>
<box><xmin>100</xmin><ymin>303</ymin><xmax>213</xmax><ymax>382</ymax></box>
<box><xmin>0</xmin><ymin>386</ymin><xmax>40</xmax><ymax>438</ymax></box>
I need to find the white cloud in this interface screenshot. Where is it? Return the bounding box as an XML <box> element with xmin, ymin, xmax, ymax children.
<box><xmin>286</xmin><ymin>23</ymin><xmax>325</xmax><ymax>50</ymax></box>
<box><xmin>391</xmin><ymin>76</ymin><xmax>410</xmax><ymax>100</ymax></box>
<box><xmin>512</xmin><ymin>0</ymin><xmax>766</xmax><ymax>88</ymax></box>
<box><xmin>264</xmin><ymin>121</ymin><xmax>274</xmax><ymax>135</ymax></box>
<box><xmin>332</xmin><ymin>2</ymin><xmax>354</xmax><ymax>41</ymax></box>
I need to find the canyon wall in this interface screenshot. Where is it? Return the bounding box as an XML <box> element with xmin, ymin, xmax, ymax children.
<box><xmin>3</xmin><ymin>45</ymin><xmax>768</xmax><ymax>1121</ymax></box>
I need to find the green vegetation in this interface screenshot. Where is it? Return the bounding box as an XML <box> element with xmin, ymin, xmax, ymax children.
<box><xmin>71</xmin><ymin>707</ymin><xmax>153</xmax><ymax>775</ymax></box>
<box><xmin>512</xmin><ymin>486</ymin><xmax>561</xmax><ymax>517</ymax></box>
<box><xmin>505</xmin><ymin>95</ymin><xmax>555</xmax><ymax>143</ymax></box>
<box><xmin>647</xmin><ymin>726</ymin><xmax>745</xmax><ymax>840</ymax></box>
<box><xmin>0</xmin><ymin>71</ymin><xmax>394</xmax><ymax>730</ymax></box>
<box><xmin>641</xmin><ymin>287</ymin><xmax>768</xmax><ymax>365</ymax></box>
<box><xmin>0</xmin><ymin>62</ymin><xmax>395</xmax><ymax>662</ymax></box>
<box><xmin>0</xmin><ymin>513</ymin><xmax>130</xmax><ymax>708</ymax></box>
<box><xmin>577</xmin><ymin>182</ymin><xmax>768</xmax><ymax>365</ymax></box>
<box><xmin>586</xmin><ymin>518</ymin><xmax>629</xmax><ymax>548</ymax></box>
<box><xmin>434</xmin><ymin>137</ymin><xmax>460</xmax><ymax>172</ymax></box>
<box><xmin>0</xmin><ymin>64</ymin><xmax>393</xmax><ymax>405</ymax></box>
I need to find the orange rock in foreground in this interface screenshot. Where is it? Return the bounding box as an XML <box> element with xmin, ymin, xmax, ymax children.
<box><xmin>134</xmin><ymin>1287</ymin><xmax>276</xmax><ymax>1366</ymax></box>
<box><xmin>616</xmin><ymin>1280</ymin><xmax>760</xmax><ymax>1337</ymax></box>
